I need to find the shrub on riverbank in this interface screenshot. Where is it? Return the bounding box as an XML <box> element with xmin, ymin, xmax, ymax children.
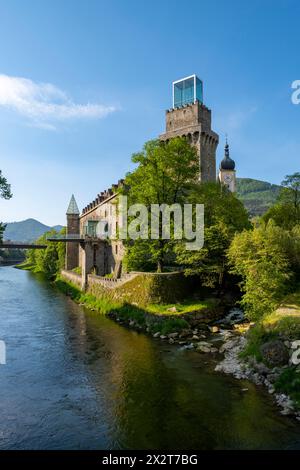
<box><xmin>55</xmin><ymin>277</ymin><xmax>215</xmax><ymax>335</ymax></box>
<box><xmin>228</xmin><ymin>222</ymin><xmax>300</xmax><ymax>321</ymax></box>
<box><xmin>274</xmin><ymin>367</ymin><xmax>300</xmax><ymax>408</ymax></box>
<box><xmin>241</xmin><ymin>290</ymin><xmax>300</xmax><ymax>361</ymax></box>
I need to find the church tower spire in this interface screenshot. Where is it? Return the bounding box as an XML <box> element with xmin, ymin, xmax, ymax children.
<box><xmin>218</xmin><ymin>137</ymin><xmax>236</xmax><ymax>192</ymax></box>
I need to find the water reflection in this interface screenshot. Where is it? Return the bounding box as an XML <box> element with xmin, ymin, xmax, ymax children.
<box><xmin>0</xmin><ymin>266</ymin><xmax>300</xmax><ymax>450</ymax></box>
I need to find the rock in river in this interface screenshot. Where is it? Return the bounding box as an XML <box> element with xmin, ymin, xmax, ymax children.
<box><xmin>260</xmin><ymin>340</ymin><xmax>289</xmax><ymax>367</ymax></box>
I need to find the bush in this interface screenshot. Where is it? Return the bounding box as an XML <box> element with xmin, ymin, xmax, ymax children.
<box><xmin>228</xmin><ymin>221</ymin><xmax>299</xmax><ymax>320</ymax></box>
<box><xmin>275</xmin><ymin>367</ymin><xmax>300</xmax><ymax>408</ymax></box>
<box><xmin>240</xmin><ymin>325</ymin><xmax>277</xmax><ymax>362</ymax></box>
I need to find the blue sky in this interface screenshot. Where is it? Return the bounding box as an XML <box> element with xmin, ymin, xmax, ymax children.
<box><xmin>0</xmin><ymin>0</ymin><xmax>299</xmax><ymax>226</ymax></box>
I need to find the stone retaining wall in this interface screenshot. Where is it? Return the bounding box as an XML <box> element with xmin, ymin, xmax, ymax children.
<box><xmin>61</xmin><ymin>269</ymin><xmax>82</xmax><ymax>288</ymax></box>
<box><xmin>61</xmin><ymin>269</ymin><xmax>196</xmax><ymax>305</ymax></box>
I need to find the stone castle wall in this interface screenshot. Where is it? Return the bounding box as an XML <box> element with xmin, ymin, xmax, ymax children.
<box><xmin>160</xmin><ymin>101</ymin><xmax>218</xmax><ymax>182</ymax></box>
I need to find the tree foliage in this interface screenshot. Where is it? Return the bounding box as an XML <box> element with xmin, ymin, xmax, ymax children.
<box><xmin>263</xmin><ymin>172</ymin><xmax>300</xmax><ymax>228</ymax></box>
<box><xmin>123</xmin><ymin>138</ymin><xmax>199</xmax><ymax>272</ymax></box>
<box><xmin>176</xmin><ymin>182</ymin><xmax>250</xmax><ymax>288</ymax></box>
<box><xmin>26</xmin><ymin>228</ymin><xmax>66</xmax><ymax>278</ymax></box>
<box><xmin>0</xmin><ymin>169</ymin><xmax>12</xmax><ymax>243</ymax></box>
<box><xmin>228</xmin><ymin>221</ymin><xmax>300</xmax><ymax>320</ymax></box>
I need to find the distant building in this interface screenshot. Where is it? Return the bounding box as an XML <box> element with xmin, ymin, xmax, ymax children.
<box><xmin>218</xmin><ymin>139</ymin><xmax>236</xmax><ymax>192</ymax></box>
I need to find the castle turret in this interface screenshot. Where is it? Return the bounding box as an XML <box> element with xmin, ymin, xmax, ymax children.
<box><xmin>65</xmin><ymin>194</ymin><xmax>80</xmax><ymax>270</ymax></box>
<box><xmin>218</xmin><ymin>139</ymin><xmax>236</xmax><ymax>192</ymax></box>
<box><xmin>160</xmin><ymin>74</ymin><xmax>219</xmax><ymax>182</ymax></box>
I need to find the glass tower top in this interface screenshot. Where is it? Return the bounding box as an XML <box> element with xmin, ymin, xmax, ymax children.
<box><xmin>172</xmin><ymin>74</ymin><xmax>203</xmax><ymax>108</ymax></box>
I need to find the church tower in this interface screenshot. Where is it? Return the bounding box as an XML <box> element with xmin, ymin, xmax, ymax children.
<box><xmin>219</xmin><ymin>139</ymin><xmax>236</xmax><ymax>192</ymax></box>
<box><xmin>66</xmin><ymin>194</ymin><xmax>80</xmax><ymax>270</ymax></box>
<box><xmin>160</xmin><ymin>74</ymin><xmax>219</xmax><ymax>181</ymax></box>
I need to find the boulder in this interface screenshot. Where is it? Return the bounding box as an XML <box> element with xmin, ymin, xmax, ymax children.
<box><xmin>197</xmin><ymin>345</ymin><xmax>211</xmax><ymax>353</ymax></box>
<box><xmin>179</xmin><ymin>329</ymin><xmax>193</xmax><ymax>338</ymax></box>
<box><xmin>168</xmin><ymin>332</ymin><xmax>179</xmax><ymax>339</ymax></box>
<box><xmin>167</xmin><ymin>306</ymin><xmax>177</xmax><ymax>313</ymax></box>
<box><xmin>196</xmin><ymin>341</ymin><xmax>212</xmax><ymax>348</ymax></box>
<box><xmin>260</xmin><ymin>340</ymin><xmax>289</xmax><ymax>367</ymax></box>
<box><xmin>209</xmin><ymin>325</ymin><xmax>219</xmax><ymax>333</ymax></box>
<box><xmin>210</xmin><ymin>347</ymin><xmax>219</xmax><ymax>353</ymax></box>
<box><xmin>153</xmin><ymin>332</ymin><xmax>160</xmax><ymax>338</ymax></box>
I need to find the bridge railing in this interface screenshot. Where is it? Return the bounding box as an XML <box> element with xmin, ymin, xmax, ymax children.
<box><xmin>47</xmin><ymin>234</ymin><xmax>82</xmax><ymax>240</ymax></box>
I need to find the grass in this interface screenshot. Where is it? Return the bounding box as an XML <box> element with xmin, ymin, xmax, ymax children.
<box><xmin>15</xmin><ymin>261</ymin><xmax>35</xmax><ymax>270</ymax></box>
<box><xmin>146</xmin><ymin>298</ymin><xmax>218</xmax><ymax>315</ymax></box>
<box><xmin>72</xmin><ymin>266</ymin><xmax>82</xmax><ymax>275</ymax></box>
<box><xmin>55</xmin><ymin>277</ymin><xmax>120</xmax><ymax>313</ymax></box>
<box><xmin>151</xmin><ymin>318</ymin><xmax>189</xmax><ymax>335</ymax></box>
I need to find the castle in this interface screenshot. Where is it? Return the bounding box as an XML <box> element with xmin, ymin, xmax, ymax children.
<box><xmin>63</xmin><ymin>75</ymin><xmax>236</xmax><ymax>285</ymax></box>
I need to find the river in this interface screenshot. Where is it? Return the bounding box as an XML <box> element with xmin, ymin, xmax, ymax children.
<box><xmin>0</xmin><ymin>266</ymin><xmax>300</xmax><ymax>450</ymax></box>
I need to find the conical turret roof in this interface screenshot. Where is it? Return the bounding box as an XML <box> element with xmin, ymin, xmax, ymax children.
<box><xmin>66</xmin><ymin>194</ymin><xmax>80</xmax><ymax>215</ymax></box>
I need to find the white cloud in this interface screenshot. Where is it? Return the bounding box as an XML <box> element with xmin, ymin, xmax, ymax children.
<box><xmin>0</xmin><ymin>74</ymin><xmax>116</xmax><ymax>129</ymax></box>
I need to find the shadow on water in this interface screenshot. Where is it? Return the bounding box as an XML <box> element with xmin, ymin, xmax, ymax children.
<box><xmin>0</xmin><ymin>266</ymin><xmax>300</xmax><ymax>450</ymax></box>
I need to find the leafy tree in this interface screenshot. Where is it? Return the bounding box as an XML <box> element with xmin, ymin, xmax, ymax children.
<box><xmin>0</xmin><ymin>170</ymin><xmax>12</xmax><ymax>200</ymax></box>
<box><xmin>25</xmin><ymin>227</ymin><xmax>66</xmax><ymax>278</ymax></box>
<box><xmin>123</xmin><ymin>138</ymin><xmax>199</xmax><ymax>272</ymax></box>
<box><xmin>280</xmin><ymin>172</ymin><xmax>300</xmax><ymax>209</ymax></box>
<box><xmin>0</xmin><ymin>170</ymin><xmax>12</xmax><ymax>243</ymax></box>
<box><xmin>228</xmin><ymin>221</ymin><xmax>300</xmax><ymax>320</ymax></box>
<box><xmin>263</xmin><ymin>172</ymin><xmax>300</xmax><ymax>228</ymax></box>
<box><xmin>175</xmin><ymin>182</ymin><xmax>250</xmax><ymax>289</ymax></box>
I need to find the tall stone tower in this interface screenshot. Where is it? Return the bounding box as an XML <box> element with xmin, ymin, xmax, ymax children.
<box><xmin>66</xmin><ymin>194</ymin><xmax>80</xmax><ymax>270</ymax></box>
<box><xmin>160</xmin><ymin>74</ymin><xmax>219</xmax><ymax>181</ymax></box>
<box><xmin>218</xmin><ymin>140</ymin><xmax>236</xmax><ymax>192</ymax></box>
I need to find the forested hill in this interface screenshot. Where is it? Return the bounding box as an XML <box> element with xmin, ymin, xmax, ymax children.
<box><xmin>3</xmin><ymin>218</ymin><xmax>64</xmax><ymax>242</ymax></box>
<box><xmin>236</xmin><ymin>178</ymin><xmax>281</xmax><ymax>216</ymax></box>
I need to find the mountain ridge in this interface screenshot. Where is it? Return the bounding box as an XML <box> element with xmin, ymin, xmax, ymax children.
<box><xmin>236</xmin><ymin>177</ymin><xmax>281</xmax><ymax>216</ymax></box>
<box><xmin>3</xmin><ymin>218</ymin><xmax>64</xmax><ymax>242</ymax></box>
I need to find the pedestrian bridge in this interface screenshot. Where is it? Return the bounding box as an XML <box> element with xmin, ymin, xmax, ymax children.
<box><xmin>1</xmin><ymin>242</ymin><xmax>47</xmax><ymax>249</ymax></box>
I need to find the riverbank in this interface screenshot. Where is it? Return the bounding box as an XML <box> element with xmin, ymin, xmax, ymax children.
<box><xmin>216</xmin><ymin>291</ymin><xmax>300</xmax><ymax>419</ymax></box>
<box><xmin>55</xmin><ymin>276</ymin><xmax>226</xmax><ymax>339</ymax></box>
<box><xmin>55</xmin><ymin>274</ymin><xmax>300</xmax><ymax>421</ymax></box>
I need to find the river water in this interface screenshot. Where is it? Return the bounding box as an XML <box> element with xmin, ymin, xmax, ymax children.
<box><xmin>1</xmin><ymin>266</ymin><xmax>300</xmax><ymax>450</ymax></box>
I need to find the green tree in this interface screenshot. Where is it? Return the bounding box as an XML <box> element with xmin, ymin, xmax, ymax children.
<box><xmin>263</xmin><ymin>172</ymin><xmax>300</xmax><ymax>228</ymax></box>
<box><xmin>0</xmin><ymin>170</ymin><xmax>12</xmax><ymax>243</ymax></box>
<box><xmin>280</xmin><ymin>172</ymin><xmax>300</xmax><ymax>209</ymax></box>
<box><xmin>25</xmin><ymin>227</ymin><xmax>66</xmax><ymax>278</ymax></box>
<box><xmin>228</xmin><ymin>221</ymin><xmax>300</xmax><ymax>320</ymax></box>
<box><xmin>123</xmin><ymin>138</ymin><xmax>199</xmax><ymax>272</ymax></box>
<box><xmin>175</xmin><ymin>182</ymin><xmax>250</xmax><ymax>289</ymax></box>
